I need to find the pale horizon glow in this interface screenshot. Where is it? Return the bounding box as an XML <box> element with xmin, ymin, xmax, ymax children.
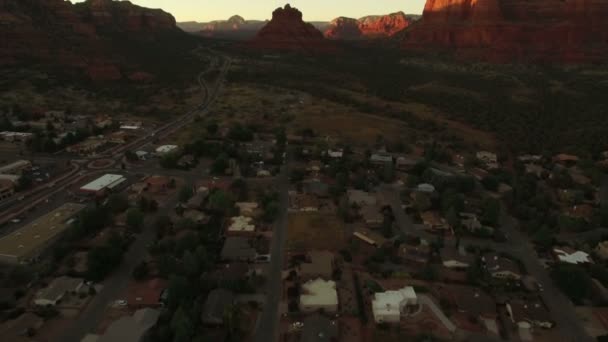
<box><xmin>70</xmin><ymin>1</ymin><xmax>426</xmax><ymax>22</ymax></box>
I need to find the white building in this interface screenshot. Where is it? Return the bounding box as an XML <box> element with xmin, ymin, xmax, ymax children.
<box><xmin>228</xmin><ymin>216</ymin><xmax>255</xmax><ymax>233</ymax></box>
<box><xmin>155</xmin><ymin>145</ymin><xmax>178</xmax><ymax>155</ymax></box>
<box><xmin>372</xmin><ymin>286</ymin><xmax>417</xmax><ymax>323</ymax></box>
<box><xmin>300</xmin><ymin>279</ymin><xmax>338</xmax><ymax>313</ymax></box>
<box><xmin>553</xmin><ymin>247</ymin><xmax>592</xmax><ymax>265</ymax></box>
<box><xmin>80</xmin><ymin>174</ymin><xmax>126</xmax><ymax>194</ymax></box>
<box><xmin>326</xmin><ymin>149</ymin><xmax>343</xmax><ymax>159</ymax></box>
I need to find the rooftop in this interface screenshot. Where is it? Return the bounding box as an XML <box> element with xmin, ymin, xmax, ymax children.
<box><xmin>221</xmin><ymin>237</ymin><xmax>256</xmax><ymax>261</ymax></box>
<box><xmin>300</xmin><ymin>279</ymin><xmax>338</xmax><ymax>308</ymax></box>
<box><xmin>35</xmin><ymin>276</ymin><xmax>83</xmax><ymax>303</ymax></box>
<box><xmin>80</xmin><ymin>174</ymin><xmax>126</xmax><ymax>192</ymax></box>
<box><xmin>0</xmin><ymin>203</ymin><xmax>85</xmax><ymax>262</ymax></box>
<box><xmin>553</xmin><ymin>246</ymin><xmax>592</xmax><ymax>264</ymax></box>
<box><xmin>228</xmin><ymin>216</ymin><xmax>255</xmax><ymax>232</ymax></box>
<box><xmin>98</xmin><ymin>308</ymin><xmax>160</xmax><ymax>342</ymax></box>
<box><xmin>126</xmin><ymin>278</ymin><xmax>168</xmax><ymax>307</ymax></box>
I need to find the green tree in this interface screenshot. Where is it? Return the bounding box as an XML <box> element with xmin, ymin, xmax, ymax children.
<box><xmin>126</xmin><ymin>208</ymin><xmax>145</xmax><ymax>233</ymax></box>
<box><xmin>183</xmin><ymin>250</ymin><xmax>200</xmax><ymax>277</ymax></box>
<box><xmin>262</xmin><ymin>201</ymin><xmax>280</xmax><ymax>223</ymax></box>
<box><xmin>178</xmin><ymin>185</ymin><xmax>194</xmax><ymax>203</ymax></box>
<box><xmin>132</xmin><ymin>261</ymin><xmax>149</xmax><ymax>281</ymax></box>
<box><xmin>208</xmin><ymin>190</ymin><xmax>234</xmax><ymax>214</ymax></box>
<box><xmin>481</xmin><ymin>198</ymin><xmax>501</xmax><ymax>226</ymax></box>
<box><xmin>171</xmin><ymin>306</ymin><xmax>195</xmax><ymax>342</ymax></box>
<box><xmin>107</xmin><ymin>194</ymin><xmax>129</xmax><ymax>214</ymax></box>
<box><xmin>211</xmin><ymin>154</ymin><xmax>230</xmax><ymax>175</ymax></box>
<box><xmin>551</xmin><ymin>264</ymin><xmax>592</xmax><ymax>304</ymax></box>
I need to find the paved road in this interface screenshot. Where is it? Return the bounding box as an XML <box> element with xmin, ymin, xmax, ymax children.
<box><xmin>381</xmin><ymin>185</ymin><xmax>593</xmax><ymax>342</ymax></box>
<box><xmin>254</xmin><ymin>156</ymin><xmax>290</xmax><ymax>342</ymax></box>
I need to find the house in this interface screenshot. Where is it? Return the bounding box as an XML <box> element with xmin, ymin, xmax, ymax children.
<box><xmin>396</xmin><ymin>156</ymin><xmax>420</xmax><ymax>171</ymax></box>
<box><xmin>126</xmin><ymin>278</ymin><xmax>168</xmax><ymax>309</ymax></box>
<box><xmin>0</xmin><ymin>313</ymin><xmax>43</xmax><ymax>342</ymax></box>
<box><xmin>220</xmin><ymin>237</ymin><xmax>256</xmax><ymax>261</ymax></box>
<box><xmin>236</xmin><ymin>202</ymin><xmax>258</xmax><ymax>217</ymax></box>
<box><xmin>398</xmin><ymin>243</ymin><xmax>430</xmax><ymax>265</ymax></box>
<box><xmin>326</xmin><ymin>149</ymin><xmax>343</xmax><ymax>159</ymax></box>
<box><xmin>155</xmin><ymin>145</ymin><xmax>178</xmax><ymax>155</ymax></box>
<box><xmin>353</xmin><ymin>228</ymin><xmax>388</xmax><ymax>247</ymax></box>
<box><xmin>182</xmin><ymin>210</ymin><xmax>208</xmax><ymax>224</ymax></box>
<box><xmin>306</xmin><ymin>160</ymin><xmax>323</xmax><ymax>173</ymax></box>
<box><xmin>553</xmin><ymin>246</ymin><xmax>592</xmax><ymax>264</ymax></box>
<box><xmin>227</xmin><ymin>216</ymin><xmax>255</xmax><ymax>233</ymax></box>
<box><xmin>96</xmin><ymin>308</ymin><xmax>160</xmax><ymax>342</ymax></box>
<box><xmin>33</xmin><ymin>276</ymin><xmax>84</xmax><ymax>306</ymax></box>
<box><xmin>301</xmin><ymin>314</ymin><xmax>338</xmax><ymax>342</ymax></box>
<box><xmin>202</xmin><ymin>289</ymin><xmax>234</xmax><ymax>325</ymax></box>
<box><xmin>441</xmin><ymin>245</ymin><xmax>474</xmax><ymax>269</ymax></box>
<box><xmin>483</xmin><ymin>253</ymin><xmax>522</xmax><ymax>280</ymax></box>
<box><xmin>519</xmin><ymin>155</ymin><xmax>542</xmax><ymax>163</ymax></box>
<box><xmin>595</xmin><ymin>241</ymin><xmax>608</xmax><ymax>261</ymax></box>
<box><xmin>372</xmin><ymin>286</ymin><xmax>417</xmax><ymax>323</ymax></box>
<box><xmin>186</xmin><ymin>190</ymin><xmax>209</xmax><ymax>210</ymax></box>
<box><xmin>421</xmin><ymin>211</ymin><xmax>448</xmax><ymax>232</ymax></box>
<box><xmin>506</xmin><ymin>300</ymin><xmax>554</xmax><ymax>329</ymax></box>
<box><xmin>347</xmin><ymin>190</ymin><xmax>377</xmax><ymax>207</ymax></box>
<box><xmin>360</xmin><ymin>205</ymin><xmax>384</xmax><ymax>228</ymax></box>
<box><xmin>0</xmin><ymin>160</ymin><xmax>31</xmax><ymax>175</ymax></box>
<box><xmin>0</xmin><ymin>179</ymin><xmax>15</xmax><ymax>202</ymax></box>
<box><xmin>477</xmin><ymin>151</ymin><xmax>498</xmax><ymax>169</ymax></box>
<box><xmin>370</xmin><ymin>153</ymin><xmax>393</xmax><ymax>166</ymax></box>
<box><xmin>416</xmin><ymin>183</ymin><xmax>435</xmax><ymax>193</ymax></box>
<box><xmin>300</xmin><ymin>279</ymin><xmax>338</xmax><ymax>313</ymax></box>
<box><xmin>565</xmin><ymin>204</ymin><xmax>594</xmax><ymax>221</ymax></box>
<box><xmin>299</xmin><ymin>251</ymin><xmax>334</xmax><ymax>280</ymax></box>
<box><xmin>553</xmin><ymin>154</ymin><xmax>579</xmax><ymax>165</ymax></box>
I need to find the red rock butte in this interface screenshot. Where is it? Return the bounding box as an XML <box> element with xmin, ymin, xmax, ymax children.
<box><xmin>401</xmin><ymin>0</ymin><xmax>608</xmax><ymax>63</ymax></box>
<box><xmin>251</xmin><ymin>4</ymin><xmax>333</xmax><ymax>52</ymax></box>
<box><xmin>325</xmin><ymin>12</ymin><xmax>410</xmax><ymax>40</ymax></box>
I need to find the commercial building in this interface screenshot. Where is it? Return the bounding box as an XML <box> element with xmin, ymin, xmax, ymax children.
<box><xmin>0</xmin><ymin>203</ymin><xmax>85</xmax><ymax>264</ymax></box>
<box><xmin>80</xmin><ymin>174</ymin><xmax>126</xmax><ymax>195</ymax></box>
<box><xmin>0</xmin><ymin>160</ymin><xmax>31</xmax><ymax>175</ymax></box>
<box><xmin>372</xmin><ymin>286</ymin><xmax>417</xmax><ymax>323</ymax></box>
<box><xmin>33</xmin><ymin>276</ymin><xmax>84</xmax><ymax>306</ymax></box>
<box><xmin>300</xmin><ymin>279</ymin><xmax>338</xmax><ymax>313</ymax></box>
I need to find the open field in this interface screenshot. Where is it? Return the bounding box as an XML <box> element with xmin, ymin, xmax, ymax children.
<box><xmin>287</xmin><ymin>213</ymin><xmax>348</xmax><ymax>252</ymax></box>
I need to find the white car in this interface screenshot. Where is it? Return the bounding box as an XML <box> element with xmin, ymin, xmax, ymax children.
<box><xmin>116</xmin><ymin>300</ymin><xmax>127</xmax><ymax>306</ymax></box>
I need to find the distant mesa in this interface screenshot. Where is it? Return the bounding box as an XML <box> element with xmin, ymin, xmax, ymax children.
<box><xmin>325</xmin><ymin>12</ymin><xmax>411</xmax><ymax>40</ymax></box>
<box><xmin>251</xmin><ymin>4</ymin><xmax>332</xmax><ymax>52</ymax></box>
<box><xmin>178</xmin><ymin>15</ymin><xmax>267</xmax><ymax>39</ymax></box>
<box><xmin>400</xmin><ymin>0</ymin><xmax>608</xmax><ymax>63</ymax></box>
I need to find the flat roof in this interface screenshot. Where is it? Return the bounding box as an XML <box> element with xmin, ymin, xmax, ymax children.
<box><xmin>80</xmin><ymin>174</ymin><xmax>126</xmax><ymax>192</ymax></box>
<box><xmin>0</xmin><ymin>203</ymin><xmax>85</xmax><ymax>262</ymax></box>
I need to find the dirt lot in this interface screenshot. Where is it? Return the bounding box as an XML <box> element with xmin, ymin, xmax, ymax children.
<box><xmin>287</xmin><ymin>213</ymin><xmax>348</xmax><ymax>253</ymax></box>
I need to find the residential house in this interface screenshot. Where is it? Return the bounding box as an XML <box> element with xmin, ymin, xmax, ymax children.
<box><xmin>370</xmin><ymin>153</ymin><xmax>393</xmax><ymax>166</ymax></box>
<box><xmin>353</xmin><ymin>228</ymin><xmax>388</xmax><ymax>248</ymax></box>
<box><xmin>236</xmin><ymin>202</ymin><xmax>259</xmax><ymax>217</ymax></box>
<box><xmin>301</xmin><ymin>314</ymin><xmax>338</xmax><ymax>342</ymax></box>
<box><xmin>477</xmin><ymin>151</ymin><xmax>499</xmax><ymax>169</ymax></box>
<box><xmin>360</xmin><ymin>205</ymin><xmax>384</xmax><ymax>228</ymax></box>
<box><xmin>220</xmin><ymin>237</ymin><xmax>256</xmax><ymax>262</ymax></box>
<box><xmin>33</xmin><ymin>276</ymin><xmax>84</xmax><ymax>306</ymax></box>
<box><xmin>518</xmin><ymin>155</ymin><xmax>542</xmax><ymax>163</ymax></box>
<box><xmin>595</xmin><ymin>241</ymin><xmax>608</xmax><ymax>261</ymax></box>
<box><xmin>416</xmin><ymin>183</ymin><xmax>436</xmax><ymax>193</ymax></box>
<box><xmin>0</xmin><ymin>313</ymin><xmax>43</xmax><ymax>342</ymax></box>
<box><xmin>506</xmin><ymin>300</ymin><xmax>554</xmax><ymax>329</ymax></box>
<box><xmin>396</xmin><ymin>156</ymin><xmax>420</xmax><ymax>171</ymax></box>
<box><xmin>202</xmin><ymin>289</ymin><xmax>234</xmax><ymax>325</ymax></box>
<box><xmin>372</xmin><ymin>286</ymin><xmax>417</xmax><ymax>323</ymax></box>
<box><xmin>227</xmin><ymin>216</ymin><xmax>256</xmax><ymax>234</ymax></box>
<box><xmin>0</xmin><ymin>179</ymin><xmax>15</xmax><ymax>202</ymax></box>
<box><xmin>186</xmin><ymin>190</ymin><xmax>209</xmax><ymax>210</ymax></box>
<box><xmin>299</xmin><ymin>251</ymin><xmax>334</xmax><ymax>280</ymax></box>
<box><xmin>96</xmin><ymin>308</ymin><xmax>160</xmax><ymax>342</ymax></box>
<box><xmin>553</xmin><ymin>246</ymin><xmax>592</xmax><ymax>265</ymax></box>
<box><xmin>300</xmin><ymin>279</ymin><xmax>338</xmax><ymax>313</ymax></box>
<box><xmin>326</xmin><ymin>149</ymin><xmax>343</xmax><ymax>159</ymax></box>
<box><xmin>441</xmin><ymin>246</ymin><xmax>474</xmax><ymax>269</ymax></box>
<box><xmin>553</xmin><ymin>154</ymin><xmax>579</xmax><ymax>165</ymax></box>
<box><xmin>398</xmin><ymin>243</ymin><xmax>430</xmax><ymax>265</ymax></box>
<box><xmin>421</xmin><ymin>211</ymin><xmax>449</xmax><ymax>233</ymax></box>
<box><xmin>347</xmin><ymin>190</ymin><xmax>377</xmax><ymax>207</ymax></box>
<box><xmin>127</xmin><ymin>278</ymin><xmax>168</xmax><ymax>309</ymax></box>
<box><xmin>0</xmin><ymin>131</ymin><xmax>33</xmax><ymax>143</ymax></box>
<box><xmin>483</xmin><ymin>253</ymin><xmax>522</xmax><ymax>280</ymax></box>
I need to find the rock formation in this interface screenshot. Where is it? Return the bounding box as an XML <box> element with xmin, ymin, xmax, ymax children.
<box><xmin>252</xmin><ymin>4</ymin><xmax>331</xmax><ymax>52</ymax></box>
<box><xmin>0</xmin><ymin>0</ymin><xmax>182</xmax><ymax>80</ymax></box>
<box><xmin>179</xmin><ymin>15</ymin><xmax>266</xmax><ymax>39</ymax></box>
<box><xmin>325</xmin><ymin>12</ymin><xmax>411</xmax><ymax>40</ymax></box>
<box><xmin>401</xmin><ymin>0</ymin><xmax>608</xmax><ymax>63</ymax></box>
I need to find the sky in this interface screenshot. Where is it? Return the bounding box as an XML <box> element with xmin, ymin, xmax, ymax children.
<box><xmin>71</xmin><ymin>0</ymin><xmax>426</xmax><ymax>22</ymax></box>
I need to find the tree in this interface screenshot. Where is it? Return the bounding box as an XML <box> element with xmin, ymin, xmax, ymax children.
<box><xmin>167</xmin><ymin>276</ymin><xmax>192</xmax><ymax>310</ymax></box>
<box><xmin>230</xmin><ymin>179</ymin><xmax>248</xmax><ymax>201</ymax></box>
<box><xmin>211</xmin><ymin>154</ymin><xmax>230</xmax><ymax>175</ymax></box>
<box><xmin>87</xmin><ymin>237</ymin><xmax>124</xmax><ymax>281</ymax></box>
<box><xmin>126</xmin><ymin>208</ymin><xmax>145</xmax><ymax>233</ymax></box>
<box><xmin>171</xmin><ymin>306</ymin><xmax>195</xmax><ymax>342</ymax></box>
<box><xmin>206</xmin><ymin>121</ymin><xmax>219</xmax><ymax>135</ymax></box>
<box><xmin>178</xmin><ymin>185</ymin><xmax>194</xmax><ymax>203</ymax></box>
<box><xmin>481</xmin><ymin>198</ymin><xmax>500</xmax><ymax>226</ymax></box>
<box><xmin>125</xmin><ymin>150</ymin><xmax>139</xmax><ymax>162</ymax></box>
<box><xmin>183</xmin><ymin>251</ymin><xmax>200</xmax><ymax>277</ymax></box>
<box><xmin>132</xmin><ymin>261</ymin><xmax>149</xmax><ymax>281</ymax></box>
<box><xmin>107</xmin><ymin>194</ymin><xmax>129</xmax><ymax>213</ymax></box>
<box><xmin>208</xmin><ymin>190</ymin><xmax>234</xmax><ymax>214</ymax></box>
<box><xmin>551</xmin><ymin>264</ymin><xmax>591</xmax><ymax>304</ymax></box>
<box><xmin>262</xmin><ymin>201</ymin><xmax>280</xmax><ymax>223</ymax></box>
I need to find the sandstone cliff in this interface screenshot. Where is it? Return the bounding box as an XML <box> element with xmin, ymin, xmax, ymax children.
<box><xmin>325</xmin><ymin>12</ymin><xmax>410</xmax><ymax>40</ymax></box>
<box><xmin>401</xmin><ymin>0</ymin><xmax>608</xmax><ymax>63</ymax></box>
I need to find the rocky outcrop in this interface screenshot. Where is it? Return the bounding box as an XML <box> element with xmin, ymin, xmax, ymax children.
<box><xmin>401</xmin><ymin>0</ymin><xmax>608</xmax><ymax>63</ymax></box>
<box><xmin>252</xmin><ymin>4</ymin><xmax>331</xmax><ymax>51</ymax></box>
<box><xmin>178</xmin><ymin>15</ymin><xmax>266</xmax><ymax>39</ymax></box>
<box><xmin>325</xmin><ymin>12</ymin><xmax>410</xmax><ymax>40</ymax></box>
<box><xmin>0</xmin><ymin>0</ymin><xmax>182</xmax><ymax>80</ymax></box>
